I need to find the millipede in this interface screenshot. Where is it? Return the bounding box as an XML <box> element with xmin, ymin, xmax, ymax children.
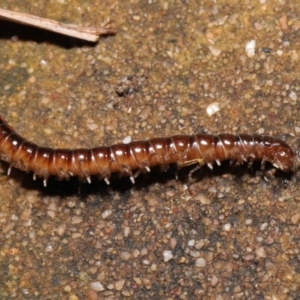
<box><xmin>0</xmin><ymin>114</ymin><xmax>298</xmax><ymax>186</ymax></box>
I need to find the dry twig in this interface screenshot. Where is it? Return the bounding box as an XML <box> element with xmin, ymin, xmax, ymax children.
<box><xmin>0</xmin><ymin>8</ymin><xmax>115</xmax><ymax>42</ymax></box>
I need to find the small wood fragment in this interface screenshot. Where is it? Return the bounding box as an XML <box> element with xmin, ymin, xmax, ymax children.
<box><xmin>0</xmin><ymin>8</ymin><xmax>115</xmax><ymax>42</ymax></box>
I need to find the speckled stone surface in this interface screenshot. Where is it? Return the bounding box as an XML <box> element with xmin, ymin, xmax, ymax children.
<box><xmin>1</xmin><ymin>0</ymin><xmax>300</xmax><ymax>299</ymax></box>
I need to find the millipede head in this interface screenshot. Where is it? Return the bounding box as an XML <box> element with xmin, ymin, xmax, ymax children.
<box><xmin>273</xmin><ymin>146</ymin><xmax>295</xmax><ymax>172</ymax></box>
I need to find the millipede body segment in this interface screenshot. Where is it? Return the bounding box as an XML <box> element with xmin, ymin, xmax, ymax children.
<box><xmin>0</xmin><ymin>115</ymin><xmax>296</xmax><ymax>186</ymax></box>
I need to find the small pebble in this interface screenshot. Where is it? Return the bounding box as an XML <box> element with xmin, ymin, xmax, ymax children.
<box><xmin>122</xmin><ymin>136</ymin><xmax>132</xmax><ymax>144</ymax></box>
<box><xmin>163</xmin><ymin>250</ymin><xmax>173</xmax><ymax>262</ymax></box>
<box><xmin>189</xmin><ymin>250</ymin><xmax>200</xmax><ymax>258</ymax></box>
<box><xmin>245</xmin><ymin>219</ymin><xmax>253</xmax><ymax>225</ymax></box>
<box><xmin>195</xmin><ymin>240</ymin><xmax>205</xmax><ymax>250</ymax></box>
<box><xmin>115</xmin><ymin>279</ymin><xmax>126</xmax><ymax>291</ymax></box>
<box><xmin>211</xmin><ymin>275</ymin><xmax>218</xmax><ymax>286</ymax></box>
<box><xmin>90</xmin><ymin>281</ymin><xmax>105</xmax><ymax>292</ymax></box>
<box><xmin>195</xmin><ymin>258</ymin><xmax>206</xmax><ymax>267</ymax></box>
<box><xmin>139</xmin><ymin>106</ymin><xmax>152</xmax><ymax>119</ymax></box>
<box><xmin>289</xmin><ymin>91</ymin><xmax>297</xmax><ymax>101</ymax></box>
<box><xmin>195</xmin><ymin>194</ymin><xmax>211</xmax><ymax>205</ymax></box>
<box><xmin>188</xmin><ymin>239</ymin><xmax>195</xmax><ymax>247</ymax></box>
<box><xmin>134</xmin><ymin>277</ymin><xmax>143</xmax><ymax>286</ymax></box>
<box><xmin>71</xmin><ymin>216</ymin><xmax>83</xmax><ymax>224</ymax></box>
<box><xmin>244</xmin><ymin>254</ymin><xmax>254</xmax><ymax>261</ymax></box>
<box><xmin>141</xmin><ymin>248</ymin><xmax>148</xmax><ymax>256</ymax></box>
<box><xmin>64</xmin><ymin>285</ymin><xmax>71</xmax><ymax>293</ymax></box>
<box><xmin>260</xmin><ymin>223</ymin><xmax>268</xmax><ymax>230</ymax></box>
<box><xmin>56</xmin><ymin>224</ymin><xmax>67</xmax><ymax>236</ymax></box>
<box><xmin>45</xmin><ymin>245</ymin><xmax>54</xmax><ymax>252</ymax></box>
<box><xmin>208</xmin><ymin>45</ymin><xmax>221</xmax><ymax>57</ymax></box>
<box><xmin>206</xmin><ymin>102</ymin><xmax>220</xmax><ymax>116</ymax></box>
<box><xmin>132</xmin><ymin>249</ymin><xmax>140</xmax><ymax>257</ymax></box>
<box><xmin>120</xmin><ymin>251</ymin><xmax>131</xmax><ymax>260</ymax></box>
<box><xmin>223</xmin><ymin>223</ymin><xmax>231</xmax><ymax>231</ymax></box>
<box><xmin>256</xmin><ymin>247</ymin><xmax>266</xmax><ymax>258</ymax></box>
<box><xmin>245</xmin><ymin>40</ymin><xmax>256</xmax><ymax>58</ymax></box>
<box><xmin>102</xmin><ymin>209</ymin><xmax>112</xmax><ymax>219</ymax></box>
<box><xmin>124</xmin><ymin>226</ymin><xmax>130</xmax><ymax>237</ymax></box>
<box><xmin>169</xmin><ymin>237</ymin><xmax>177</xmax><ymax>249</ymax></box>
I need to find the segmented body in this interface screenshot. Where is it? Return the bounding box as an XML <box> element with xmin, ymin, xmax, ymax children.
<box><xmin>0</xmin><ymin>115</ymin><xmax>295</xmax><ymax>186</ymax></box>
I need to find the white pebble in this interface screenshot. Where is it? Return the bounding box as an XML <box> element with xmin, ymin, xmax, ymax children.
<box><xmin>217</xmin><ymin>193</ymin><xmax>225</xmax><ymax>199</ymax></box>
<box><xmin>163</xmin><ymin>250</ymin><xmax>173</xmax><ymax>262</ymax></box>
<box><xmin>195</xmin><ymin>258</ymin><xmax>206</xmax><ymax>267</ymax></box>
<box><xmin>124</xmin><ymin>226</ymin><xmax>130</xmax><ymax>237</ymax></box>
<box><xmin>260</xmin><ymin>222</ymin><xmax>268</xmax><ymax>230</ymax></box>
<box><xmin>257</xmin><ymin>128</ymin><xmax>265</xmax><ymax>134</ymax></box>
<box><xmin>289</xmin><ymin>91</ymin><xmax>297</xmax><ymax>101</ymax></box>
<box><xmin>167</xmin><ymin>50</ymin><xmax>173</xmax><ymax>58</ymax></box>
<box><xmin>40</xmin><ymin>59</ymin><xmax>48</xmax><ymax>66</ymax></box>
<box><xmin>256</xmin><ymin>236</ymin><xmax>263</xmax><ymax>243</ymax></box>
<box><xmin>211</xmin><ymin>275</ymin><xmax>218</xmax><ymax>286</ymax></box>
<box><xmin>256</xmin><ymin>246</ymin><xmax>267</xmax><ymax>258</ymax></box>
<box><xmin>87</xmin><ymin>123</ymin><xmax>98</xmax><ymax>131</ymax></box>
<box><xmin>122</xmin><ymin>136</ymin><xmax>132</xmax><ymax>144</ymax></box>
<box><xmin>22</xmin><ymin>289</ymin><xmax>29</xmax><ymax>295</ymax></box>
<box><xmin>25</xmin><ymin>219</ymin><xmax>32</xmax><ymax>227</ymax></box>
<box><xmin>206</xmin><ymin>102</ymin><xmax>220</xmax><ymax>116</ymax></box>
<box><xmin>90</xmin><ymin>281</ymin><xmax>105</xmax><ymax>291</ymax></box>
<box><xmin>245</xmin><ymin>40</ymin><xmax>256</xmax><ymax>58</ymax></box>
<box><xmin>56</xmin><ymin>224</ymin><xmax>67</xmax><ymax>236</ymax></box>
<box><xmin>120</xmin><ymin>251</ymin><xmax>131</xmax><ymax>260</ymax></box>
<box><xmin>29</xmin><ymin>231</ymin><xmax>35</xmax><ymax>239</ymax></box>
<box><xmin>11</xmin><ymin>214</ymin><xmax>18</xmax><ymax>220</ymax></box>
<box><xmin>187</xmin><ymin>239</ymin><xmax>195</xmax><ymax>247</ymax></box>
<box><xmin>245</xmin><ymin>219</ymin><xmax>253</xmax><ymax>225</ymax></box>
<box><xmin>277</xmin><ymin>49</ymin><xmax>283</xmax><ymax>56</ymax></box>
<box><xmin>208</xmin><ymin>46</ymin><xmax>221</xmax><ymax>57</ymax></box>
<box><xmin>223</xmin><ymin>223</ymin><xmax>231</xmax><ymax>231</ymax></box>
<box><xmin>189</xmin><ymin>250</ymin><xmax>200</xmax><ymax>258</ymax></box>
<box><xmin>8</xmin><ymin>59</ymin><xmax>16</xmax><ymax>65</ymax></box>
<box><xmin>45</xmin><ymin>244</ymin><xmax>54</xmax><ymax>252</ymax></box>
<box><xmin>102</xmin><ymin>209</ymin><xmax>112</xmax><ymax>219</ymax></box>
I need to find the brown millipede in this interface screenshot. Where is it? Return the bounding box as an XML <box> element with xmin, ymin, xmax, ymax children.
<box><xmin>0</xmin><ymin>114</ymin><xmax>297</xmax><ymax>186</ymax></box>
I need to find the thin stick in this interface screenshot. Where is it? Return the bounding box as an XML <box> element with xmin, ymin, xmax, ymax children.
<box><xmin>0</xmin><ymin>8</ymin><xmax>115</xmax><ymax>42</ymax></box>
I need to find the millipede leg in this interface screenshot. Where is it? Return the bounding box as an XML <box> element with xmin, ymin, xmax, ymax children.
<box><xmin>262</xmin><ymin>168</ymin><xmax>276</xmax><ymax>183</ymax></box>
<box><xmin>130</xmin><ymin>176</ymin><xmax>135</xmax><ymax>184</ymax></box>
<box><xmin>177</xmin><ymin>159</ymin><xmax>205</xmax><ymax>179</ymax></box>
<box><xmin>247</xmin><ymin>159</ymin><xmax>254</xmax><ymax>168</ymax></box>
<box><xmin>7</xmin><ymin>165</ymin><xmax>12</xmax><ymax>175</ymax></box>
<box><xmin>86</xmin><ymin>175</ymin><xmax>91</xmax><ymax>184</ymax></box>
<box><xmin>177</xmin><ymin>158</ymin><xmax>204</xmax><ymax>168</ymax></box>
<box><xmin>160</xmin><ymin>164</ymin><xmax>169</xmax><ymax>172</ymax></box>
<box><xmin>133</xmin><ymin>169</ymin><xmax>142</xmax><ymax>179</ymax></box>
